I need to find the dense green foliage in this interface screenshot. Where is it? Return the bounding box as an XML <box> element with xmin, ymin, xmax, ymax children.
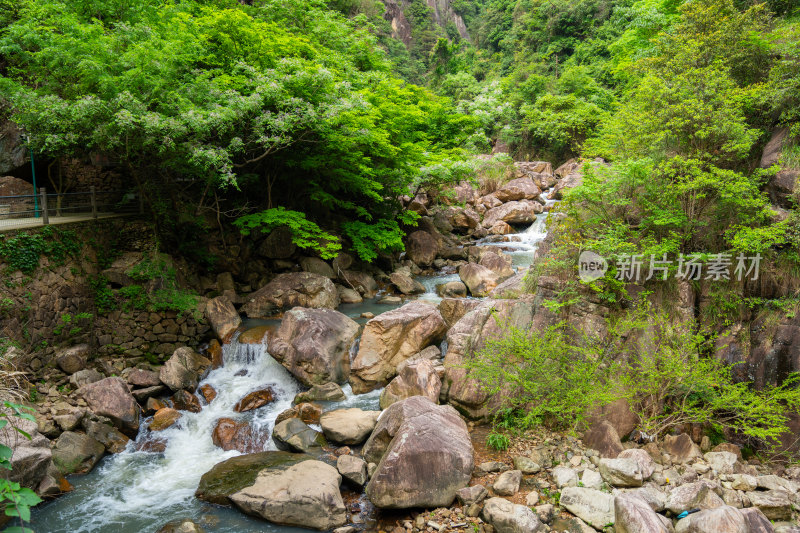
<box><xmin>0</xmin><ymin>227</ymin><xmax>80</xmax><ymax>275</ymax></box>
<box><xmin>469</xmin><ymin>303</ymin><xmax>800</xmax><ymax>450</ymax></box>
<box><xmin>0</xmin><ymin>402</ymin><xmax>42</xmax><ymax>533</ymax></box>
<box><xmin>0</xmin><ymin>0</ymin><xmax>480</xmax><ymax>262</ymax></box>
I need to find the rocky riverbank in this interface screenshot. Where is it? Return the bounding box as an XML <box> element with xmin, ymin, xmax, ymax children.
<box><xmin>4</xmin><ymin>156</ymin><xmax>800</xmax><ymax>533</ymax></box>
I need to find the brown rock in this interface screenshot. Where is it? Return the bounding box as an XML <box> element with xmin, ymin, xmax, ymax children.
<box><xmin>127</xmin><ymin>369</ymin><xmax>162</xmax><ymax>388</ymax></box>
<box><xmin>583</xmin><ymin>421</ymin><xmax>623</xmax><ymax>458</ymax></box>
<box><xmin>199</xmin><ymin>384</ymin><xmax>217</xmax><ymax>403</ymax></box>
<box><xmin>662</xmin><ymin>433</ymin><xmax>703</xmax><ymax>463</ymax></box>
<box><xmin>150</xmin><ymin>408</ymin><xmax>182</xmax><ymax>431</ymax></box>
<box><xmin>268</xmin><ymin>307</ymin><xmax>359</xmax><ymax>386</ymax></box>
<box><xmin>350</xmin><ymin>302</ymin><xmax>447</xmax><ymax>393</ymax></box>
<box><xmin>159</xmin><ymin>347</ymin><xmax>211</xmax><ymax>392</ymax></box>
<box><xmin>458</xmin><ymin>263</ymin><xmax>499</xmax><ymax>297</ymax></box>
<box><xmin>238</xmin><ymin>325</ymin><xmax>270</xmax><ymax>344</ymax></box>
<box><xmin>212</xmin><ymin>417</ymin><xmax>268</xmax><ymax>453</ymax></box>
<box><xmin>483</xmin><ymin>200</ymin><xmax>541</xmax><ymax>227</ymax></box>
<box><xmin>241</xmin><ymin>272</ymin><xmax>339</xmax><ymax>318</ymax></box>
<box><xmin>80</xmin><ymin>377</ymin><xmax>141</xmax><ymax>437</ymax></box>
<box><xmin>363</xmin><ymin>396</ymin><xmax>473</xmax><ymax>509</ymax></box>
<box><xmin>380</xmin><ymin>359</ymin><xmax>441</xmax><ymax>409</ymax></box>
<box><xmin>171</xmin><ymin>390</ymin><xmax>202</xmax><ymax>413</ymax></box>
<box><xmin>205</xmin><ymin>295</ymin><xmax>241</xmax><ymax>342</ymax></box>
<box><xmin>234</xmin><ymin>388</ymin><xmax>275</xmax><ymax>413</ymax></box>
<box><xmin>275</xmin><ymin>402</ymin><xmax>323</xmax><ymax>425</ymax></box>
<box><xmin>56</xmin><ymin>344</ymin><xmax>89</xmax><ymax>375</ymax></box>
<box><xmin>494</xmin><ymin>177</ymin><xmax>542</xmax><ymax>203</ymax></box>
<box><xmin>405</xmin><ymin>230</ymin><xmax>439</xmax><ymax>267</ymax></box>
<box><xmin>208</xmin><ymin>339</ymin><xmax>224</xmax><ymax>370</ymax></box>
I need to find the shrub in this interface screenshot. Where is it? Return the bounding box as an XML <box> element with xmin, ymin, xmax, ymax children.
<box><xmin>468</xmin><ymin>302</ymin><xmax>800</xmax><ymax>451</ymax></box>
<box><xmin>486</xmin><ymin>431</ymin><xmax>510</xmax><ymax>451</ymax></box>
<box><xmin>0</xmin><ymin>402</ymin><xmax>42</xmax><ymax>532</ymax></box>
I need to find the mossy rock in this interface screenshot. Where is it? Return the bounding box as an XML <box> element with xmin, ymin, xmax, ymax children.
<box><xmin>195</xmin><ymin>451</ymin><xmax>311</xmax><ymax>505</ymax></box>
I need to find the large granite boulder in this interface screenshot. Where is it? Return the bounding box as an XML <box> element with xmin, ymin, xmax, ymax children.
<box><xmin>389</xmin><ymin>271</ymin><xmax>425</xmax><ymax>295</ymax></box>
<box><xmin>493</xmin><ymin>177</ymin><xmax>542</xmax><ymax>203</ymax></box>
<box><xmin>350</xmin><ymin>302</ymin><xmax>447</xmax><ymax>393</ymax></box>
<box><xmin>483</xmin><ymin>200</ymin><xmax>542</xmax><ymax>227</ymax></box>
<box><xmin>615</xmin><ymin>493</ymin><xmax>671</xmax><ymax>533</ymax></box>
<box><xmin>0</xmin><ymin>414</ymin><xmax>51</xmax><ymax>490</ymax></box>
<box><xmin>362</xmin><ymin>396</ymin><xmax>473</xmax><ymax>509</ymax></box>
<box><xmin>405</xmin><ymin>230</ymin><xmax>439</xmax><ymax>267</ymax></box>
<box><xmin>195</xmin><ymin>451</ymin><xmax>310</xmax><ymax>505</ymax></box>
<box><xmin>159</xmin><ymin>347</ymin><xmax>211</xmax><ymax>393</ymax></box>
<box><xmin>478</xmin><ymin>251</ymin><xmax>514</xmax><ymax>282</ymax></box>
<box><xmin>205</xmin><ymin>296</ymin><xmax>241</xmax><ymax>342</ymax></box>
<box><xmin>80</xmin><ymin>377</ymin><xmax>141</xmax><ymax>437</ymax></box>
<box><xmin>241</xmin><ymin>273</ymin><xmax>339</xmax><ymax>318</ymax></box>
<box><xmin>230</xmin><ymin>460</ymin><xmax>346</xmax><ymax>530</ymax></box>
<box><xmin>268</xmin><ymin>307</ymin><xmax>359</xmax><ymax>386</ymax></box>
<box><xmin>583</xmin><ymin>420</ymin><xmax>624</xmax><ymax>458</ymax></box>
<box><xmin>319</xmin><ymin>408</ymin><xmax>380</xmax><ymax>445</ymax></box>
<box><xmin>380</xmin><ymin>359</ymin><xmax>441</xmax><ymax>409</ymax></box>
<box><xmin>459</xmin><ymin>263</ymin><xmax>500</xmax><ymax>297</ymax></box>
<box><xmin>442</xmin><ymin>299</ymin><xmax>535</xmax><ymax>419</ymax></box>
<box><xmin>674</xmin><ymin>505</ymin><xmax>748</xmax><ymax>533</ymax></box>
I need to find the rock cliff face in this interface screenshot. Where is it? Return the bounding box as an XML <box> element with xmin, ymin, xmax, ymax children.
<box><xmin>380</xmin><ymin>0</ymin><xmax>469</xmax><ymax>47</ymax></box>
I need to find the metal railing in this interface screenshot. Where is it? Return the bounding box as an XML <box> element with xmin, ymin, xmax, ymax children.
<box><xmin>0</xmin><ymin>187</ymin><xmax>142</xmax><ymax>230</ymax></box>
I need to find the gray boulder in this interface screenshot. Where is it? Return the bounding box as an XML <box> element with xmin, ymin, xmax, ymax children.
<box><xmin>559</xmin><ymin>486</ymin><xmax>615</xmax><ymax>530</ymax></box>
<box><xmin>51</xmin><ymin>431</ymin><xmax>104</xmax><ymax>475</ymax></box>
<box><xmin>600</xmin><ymin>457</ymin><xmax>644</xmax><ymax>487</ymax></box>
<box><xmin>272</xmin><ymin>418</ymin><xmax>326</xmax><ymax>453</ymax></box>
<box><xmin>674</xmin><ymin>505</ymin><xmax>748</xmax><ymax>533</ymax></box>
<box><xmin>337</xmin><ymin>454</ymin><xmax>368</xmax><ymax>486</ymax></box>
<box><xmin>80</xmin><ymin>377</ymin><xmax>141</xmax><ymax>437</ymax></box>
<box><xmin>493</xmin><ymin>470</ymin><xmax>522</xmax><ymax>496</ymax></box>
<box><xmin>241</xmin><ymin>272</ymin><xmax>339</xmax><ymax>318</ymax></box>
<box><xmin>482</xmin><ymin>497</ymin><xmax>545</xmax><ymax>533</ymax></box>
<box><xmin>205</xmin><ymin>296</ymin><xmax>241</xmax><ymax>342</ymax></box>
<box><xmin>0</xmin><ymin>415</ymin><xmax>51</xmax><ymax>490</ymax></box>
<box><xmin>380</xmin><ymin>359</ymin><xmax>441</xmax><ymax>409</ymax></box>
<box><xmin>350</xmin><ymin>302</ymin><xmax>446</xmax><ymax>393</ymax></box>
<box><xmin>363</xmin><ymin>396</ymin><xmax>473</xmax><ymax>508</ymax></box>
<box><xmin>56</xmin><ymin>344</ymin><xmax>89</xmax><ymax>375</ymax></box>
<box><xmin>230</xmin><ymin>460</ymin><xmax>346</xmax><ymax>530</ymax></box>
<box><xmin>159</xmin><ymin>347</ymin><xmax>211</xmax><ymax>392</ymax></box>
<box><xmin>268</xmin><ymin>307</ymin><xmax>359</xmax><ymax>386</ymax></box>
<box><xmin>615</xmin><ymin>493</ymin><xmax>671</xmax><ymax>533</ymax></box>
<box><xmin>319</xmin><ymin>408</ymin><xmax>380</xmax><ymax>445</ymax></box>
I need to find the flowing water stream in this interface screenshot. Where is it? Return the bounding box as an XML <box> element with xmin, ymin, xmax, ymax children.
<box><xmin>31</xmin><ymin>193</ymin><xmax>556</xmax><ymax>532</ymax></box>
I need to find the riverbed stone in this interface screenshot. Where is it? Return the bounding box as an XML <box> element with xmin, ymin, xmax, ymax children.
<box><xmin>618</xmin><ymin>448</ymin><xmax>656</xmax><ymax>480</ymax></box>
<box><xmin>69</xmin><ymin>368</ymin><xmax>104</xmax><ymax>389</ymax></box>
<box><xmin>493</xmin><ymin>177</ymin><xmax>542</xmax><ymax>203</ymax></box>
<box><xmin>149</xmin><ymin>407</ymin><xmax>181</xmax><ymax>431</ymax></box>
<box><xmin>241</xmin><ymin>272</ymin><xmax>339</xmax><ymax>317</ymax></box>
<box><xmin>740</xmin><ymin>507</ymin><xmax>775</xmax><ymax>533</ymax></box>
<box><xmin>293</xmin><ymin>382</ymin><xmax>346</xmax><ymax>403</ymax></box>
<box><xmin>230</xmin><ymin>459</ymin><xmax>346</xmax><ymax>530</ymax></box>
<box><xmin>747</xmin><ymin>490</ymin><xmax>792</xmax><ymax>520</ymax></box>
<box><xmin>337</xmin><ymin>454</ymin><xmax>368</xmax><ymax>486</ymax></box>
<box><xmin>196</xmin><ymin>451</ymin><xmax>311</xmax><ymax>505</ymax></box>
<box><xmin>406</xmin><ymin>230</ymin><xmax>439</xmax><ymax>267</ymax></box>
<box><xmin>268</xmin><ymin>307</ymin><xmax>359</xmax><ymax>386</ymax></box>
<box><xmin>583</xmin><ymin>420</ymin><xmax>624</xmax><ymax>458</ymax></box>
<box><xmin>674</xmin><ymin>505</ymin><xmax>748</xmax><ymax>533</ymax></box>
<box><xmin>52</xmin><ymin>431</ymin><xmax>105</xmax><ymax>475</ymax></box>
<box><xmin>662</xmin><ymin>433</ymin><xmax>703</xmax><ymax>463</ymax></box>
<box><xmin>83</xmin><ymin>418</ymin><xmax>129</xmax><ymax>453</ymax></box>
<box><xmin>458</xmin><ymin>263</ymin><xmax>499</xmax><ymax>297</ymax></box>
<box><xmin>482</xmin><ymin>497</ymin><xmax>545</xmax><ymax>533</ymax></box>
<box><xmin>665</xmin><ymin>481</ymin><xmax>724</xmax><ymax>514</ymax></box>
<box><xmin>80</xmin><ymin>377</ymin><xmax>141</xmax><ymax>437</ymax></box>
<box><xmin>0</xmin><ymin>415</ymin><xmax>51</xmax><ymax>489</ymax></box>
<box><xmin>363</xmin><ymin>396</ymin><xmax>473</xmax><ymax>508</ymax></box>
<box><xmin>159</xmin><ymin>347</ymin><xmax>211</xmax><ymax>392</ymax></box>
<box><xmin>350</xmin><ymin>302</ymin><xmax>447</xmax><ymax>393</ymax></box>
<box><xmin>456</xmin><ymin>484</ymin><xmax>488</xmax><ymax>506</ymax></box>
<box><xmin>206</xmin><ymin>296</ymin><xmax>241</xmax><ymax>342</ymax></box>
<box><xmin>615</xmin><ymin>493</ymin><xmax>670</xmax><ymax>533</ymax></box>
<box><xmin>56</xmin><ymin>344</ymin><xmax>89</xmax><ymax>375</ymax></box>
<box><xmin>275</xmin><ymin>402</ymin><xmax>322</xmax><ymax>425</ymax></box>
<box><xmin>380</xmin><ymin>358</ymin><xmax>441</xmax><ymax>409</ymax></box>
<box><xmin>493</xmin><ymin>469</ymin><xmax>522</xmax><ymax>496</ymax></box>
<box><xmin>600</xmin><ymin>457</ymin><xmax>644</xmax><ymax>487</ymax></box>
<box><xmin>234</xmin><ymin>388</ymin><xmax>275</xmax><ymax>412</ymax></box>
<box><xmin>272</xmin><ymin>418</ymin><xmax>327</xmax><ymax>453</ymax></box>
<box><xmin>390</xmin><ymin>272</ymin><xmax>425</xmax><ymax>295</ymax></box>
<box><xmin>559</xmin><ymin>486</ymin><xmax>615</xmax><ymax>530</ymax></box>
<box><xmin>483</xmin><ymin>200</ymin><xmax>541</xmax><ymax>226</ymax></box>
<box><xmin>212</xmin><ymin>418</ymin><xmax>267</xmax><ymax>453</ymax></box>
<box><xmin>319</xmin><ymin>408</ymin><xmax>380</xmax><ymax>445</ymax></box>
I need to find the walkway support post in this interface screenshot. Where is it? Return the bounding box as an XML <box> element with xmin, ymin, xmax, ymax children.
<box><xmin>40</xmin><ymin>187</ymin><xmax>49</xmax><ymax>225</ymax></box>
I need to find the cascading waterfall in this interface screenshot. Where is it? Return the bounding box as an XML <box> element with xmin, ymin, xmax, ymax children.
<box><xmin>32</xmin><ymin>334</ymin><xmax>306</xmax><ymax>533</ymax></box>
